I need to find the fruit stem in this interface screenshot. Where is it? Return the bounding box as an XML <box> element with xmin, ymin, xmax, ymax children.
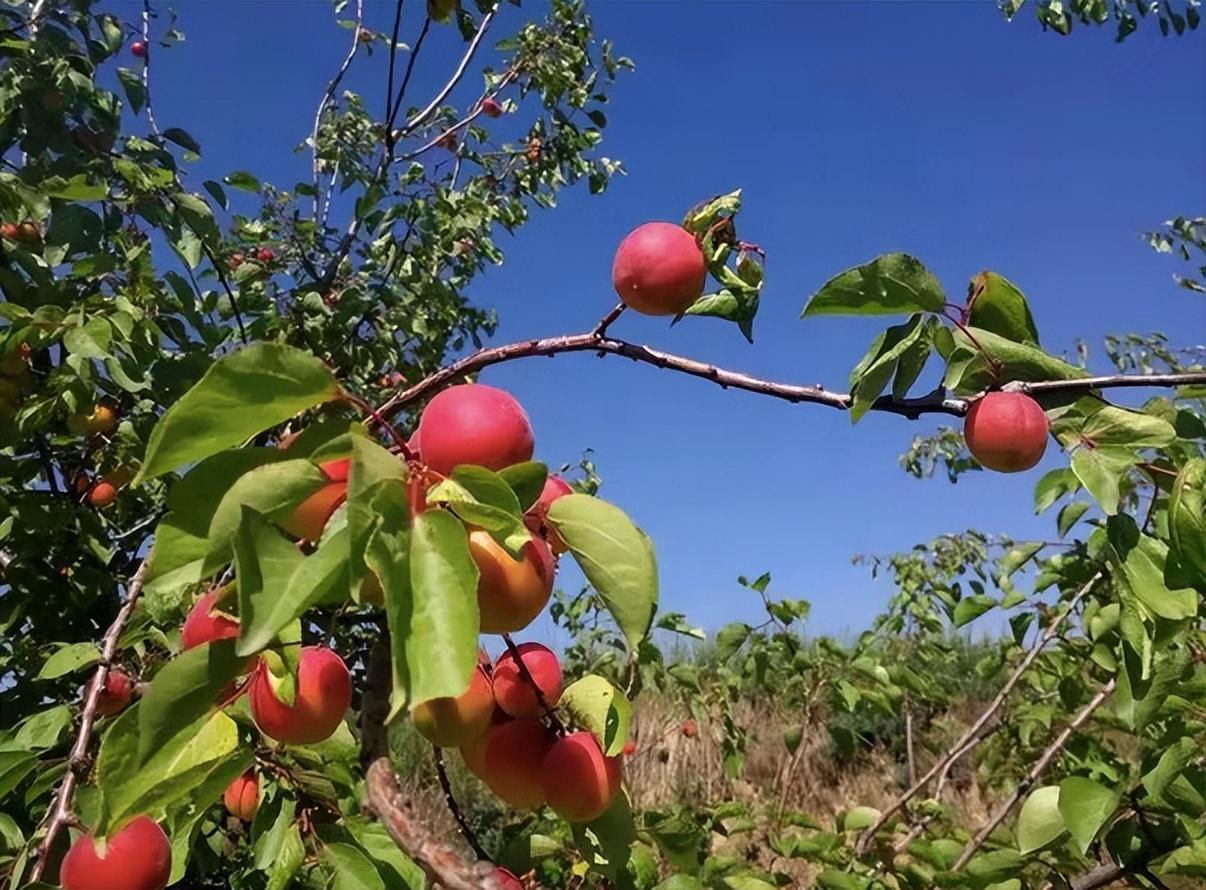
<box><xmin>501</xmin><ymin>633</ymin><xmax>567</xmax><ymax>736</ymax></box>
<box><xmin>942</xmin><ymin>310</ymin><xmax>1005</xmax><ymax>380</ymax></box>
<box><xmin>431</xmin><ymin>746</ymin><xmax>492</xmax><ymax>862</ymax></box>
<box><xmin>341</xmin><ymin>390</ymin><xmax>417</xmax><ymax>460</ymax></box>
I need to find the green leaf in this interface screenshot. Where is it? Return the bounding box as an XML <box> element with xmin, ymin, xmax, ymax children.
<box><xmin>136</xmin><ymin>640</ymin><xmax>245</xmax><ymax>765</ymax></box>
<box><xmin>0</xmin><ymin>752</ymin><xmax>37</xmax><ymax>801</ymax></box>
<box><xmin>62</xmin><ymin>317</ymin><xmax>112</xmax><ymax>359</ymax></box>
<box><xmin>945</xmin><ymin>326</ymin><xmax>1086</xmax><ymax>395</ymax></box>
<box><xmin>1034</xmin><ymin>468</ymin><xmax>1079</xmax><ymax>513</ymax></box>
<box><xmin>13</xmin><ymin>705</ymin><xmax>72</xmax><ymax>749</ymax></box>
<box><xmin>163</xmin><ymin>127</ymin><xmax>201</xmax><ymax>154</ymax></box>
<box><xmin>571</xmin><ymin>791</ymin><xmax>636</xmax><ymax>878</ymax></box>
<box><xmin>116</xmin><ymin>68</ymin><xmax>146</xmax><ymax>114</ymax></box>
<box><xmin>36</xmin><ymin>642</ymin><xmax>100</xmax><ymax>679</ymax></box>
<box><xmin>138</xmin><ymin>343</ymin><xmax>340</xmax><ymax>482</ymax></box>
<box><xmin>1016</xmin><ymin>786</ymin><xmax>1065</xmax><ymax>853</ymax></box>
<box><xmin>847</xmin><ymin>315</ymin><xmax>931</xmax><ymax>422</ymax></box>
<box><xmin>1143</xmin><ymin>737</ymin><xmax>1198</xmax><ymax>803</ymax></box>
<box><xmin>965</xmin><ymin>849</ymin><xmax>1023</xmax><ymax>883</ymax></box>
<box><xmin>1079</xmin><ymin>405</ymin><xmax>1176</xmax><ymax>449</ymax></box>
<box><xmin>1057</xmin><ymin>501</ymin><xmax>1091</xmax><ymax>538</ymax></box>
<box><xmin>561</xmin><ymin>675</ymin><xmax>631</xmax><ymax>756</ymax></box>
<box><xmin>1071</xmin><ymin>446</ymin><xmax>1137</xmax><ymax>515</ymax></box>
<box><xmin>426</xmin><ymin>470</ymin><xmax>529</xmax><ymax>554</ymax></box>
<box><xmin>842</xmin><ymin>806</ymin><xmax>882</xmax><ymax>831</ymax></box>
<box><xmin>347</xmin><ymin>438</ymin><xmax>407</xmax><ymax>602</ymax></box>
<box><xmin>234</xmin><ymin>508</ymin><xmax>307</xmax><ymax>656</ymax></box>
<box><xmin>1058</xmin><ymin>777</ymin><xmax>1119</xmax><ymax>853</ymax></box>
<box><xmin>97</xmin><ymin>708</ymin><xmax>242</xmax><ymax>836</ymax></box>
<box><xmin>967</xmin><ymin>271</ymin><xmax>1040</xmax><ymax>344</ymax></box>
<box><xmin>265</xmin><ymin>824</ymin><xmax>304</xmax><ymax>890</ymax></box>
<box><xmin>953</xmin><ymin>594</ymin><xmax>996</xmax><ymax>628</ymax></box>
<box><xmin>803</xmin><ymin>254</ymin><xmax>945</xmax><ymax>317</ymax></box>
<box><xmin>322</xmin><ymin>843</ymin><xmax>386</xmax><ymax>890</ymax></box>
<box><xmin>225</xmin><ymin>170</ymin><xmax>261</xmax><ymax>193</ymax></box>
<box><xmin>1170</xmin><ymin>458</ymin><xmax>1206</xmax><ymax>587</ymax></box>
<box><xmin>1108</xmin><ymin>522</ymin><xmax>1198</xmax><ymax>622</ymax></box>
<box><xmin>498</xmin><ymin>461</ymin><xmax>549</xmax><ymax>511</ymax></box>
<box><xmin>547</xmin><ymin>494</ymin><xmax>659</xmax><ymax>648</ymax></box>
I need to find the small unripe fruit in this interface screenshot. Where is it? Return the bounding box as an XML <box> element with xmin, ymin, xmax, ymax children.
<box><xmin>612</xmin><ymin>222</ymin><xmax>707</xmax><ymax>316</ymax></box>
<box><xmin>181</xmin><ymin>588</ymin><xmax>240</xmax><ymax>651</ymax></box>
<box><xmin>964</xmin><ymin>391</ymin><xmax>1048</xmax><ymax>473</ymax></box>
<box><xmin>481</xmin><ymin>718</ymin><xmax>552</xmax><ymax>809</ymax></box>
<box><xmin>89</xmin><ymin>480</ymin><xmax>118</xmax><ymax>508</ymax></box>
<box><xmin>59</xmin><ymin>816</ymin><xmax>171</xmax><ymax>890</ymax></box>
<box><xmin>227</xmin><ymin>252</ymin><xmax>245</xmax><ymax>271</ymax></box>
<box><xmin>130</xmin><ymin>41</ymin><xmax>147</xmax><ymax>58</ymax></box>
<box><xmin>469</xmin><ymin>531</ymin><xmax>555</xmax><ymax>634</ymax></box>
<box><xmin>412</xmin><ymin>666</ymin><xmax>495</xmax><ymax>747</ymax></box>
<box><xmin>223</xmin><ymin>772</ymin><xmax>259</xmax><ymax>821</ymax></box>
<box><xmin>622</xmin><ymin>740</ymin><xmax>637</xmax><ymax>757</ymax></box>
<box><xmin>97</xmin><ymin>670</ymin><xmax>134</xmax><ymax>717</ymax></box>
<box><xmin>481</xmin><ymin>97</ymin><xmax>502</xmax><ymax>118</ymax></box>
<box><xmin>67</xmin><ymin>405</ymin><xmax>117</xmax><ymax>435</ymax></box>
<box><xmin>0</xmin><ymin>223</ymin><xmax>17</xmax><ymax>241</ymax></box>
<box><xmin>416</xmin><ymin>384</ymin><xmax>534</xmax><ymax>476</ymax></box>
<box><xmin>681</xmin><ymin>719</ymin><xmax>698</xmax><ymax>738</ymax></box>
<box><xmin>492</xmin><ymin>643</ymin><xmax>562</xmax><ymax>718</ymax></box>
<box><xmin>257</xmin><ymin>247</ymin><xmax>275</xmax><ymax>263</ymax></box>
<box><xmin>523</xmin><ymin>475</ymin><xmax>573</xmax><ymax>554</ymax></box>
<box><xmin>249</xmin><ymin>646</ymin><xmax>351</xmax><ymax>745</ymax></box>
<box><xmin>541</xmin><ymin>731</ymin><xmax>622</xmax><ymax>822</ymax></box>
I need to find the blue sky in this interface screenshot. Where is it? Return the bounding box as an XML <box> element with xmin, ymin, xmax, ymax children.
<box><xmin>125</xmin><ymin>2</ymin><xmax>1204</xmax><ymax>641</ymax></box>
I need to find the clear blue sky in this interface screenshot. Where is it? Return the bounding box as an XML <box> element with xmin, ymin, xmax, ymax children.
<box><xmin>124</xmin><ymin>2</ymin><xmax>1204</xmax><ymax>641</ymax></box>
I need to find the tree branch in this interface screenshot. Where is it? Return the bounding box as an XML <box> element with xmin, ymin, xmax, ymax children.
<box><xmin>28</xmin><ymin>560</ymin><xmax>150</xmax><ymax>883</ymax></box>
<box><xmin>365</xmin><ymin>758</ymin><xmax>527</xmax><ymax>890</ymax></box>
<box><xmin>950</xmin><ymin>676</ymin><xmax>1117</xmax><ymax>871</ymax></box>
<box><xmin>432</xmin><ymin>746</ymin><xmax>490</xmax><ymax>861</ymax></box>
<box><xmin>858</xmin><ymin>572</ymin><xmax>1102</xmax><ymax>853</ymax></box>
<box><xmin>312</xmin><ymin>0</ymin><xmax>364</xmax><ymax>221</ymax></box>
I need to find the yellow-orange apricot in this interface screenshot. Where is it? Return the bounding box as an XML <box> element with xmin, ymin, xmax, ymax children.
<box><xmin>468</xmin><ymin>531</ymin><xmax>555</xmax><ymax>634</ymax></box>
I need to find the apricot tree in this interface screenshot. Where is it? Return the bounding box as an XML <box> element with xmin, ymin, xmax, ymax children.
<box><xmin>0</xmin><ymin>1</ymin><xmax>1203</xmax><ymax>890</ymax></box>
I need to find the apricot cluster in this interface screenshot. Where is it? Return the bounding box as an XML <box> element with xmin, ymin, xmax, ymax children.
<box><xmin>417</xmin><ymin>643</ymin><xmax>622</xmax><ymax>823</ymax></box>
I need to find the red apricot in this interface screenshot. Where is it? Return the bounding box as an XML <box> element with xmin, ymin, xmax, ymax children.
<box><xmin>96</xmin><ymin>670</ymin><xmax>134</xmax><ymax>717</ymax></box>
<box><xmin>130</xmin><ymin>40</ymin><xmax>147</xmax><ymax>58</ymax></box>
<box><xmin>0</xmin><ymin>223</ymin><xmax>16</xmax><ymax>241</ymax></box>
<box><xmin>612</xmin><ymin>222</ymin><xmax>706</xmax><ymax>316</ymax></box>
<box><xmin>223</xmin><ymin>772</ymin><xmax>259</xmax><ymax>821</ymax></box>
<box><xmin>541</xmin><ymin>731</ymin><xmax>622</xmax><ymax>822</ymax></box>
<box><xmin>416</xmin><ymin>384</ymin><xmax>534</xmax><ymax>476</ymax></box>
<box><xmin>493</xmin><ymin>868</ymin><xmax>524</xmax><ymax>890</ymax></box>
<box><xmin>15</xmin><ymin>220</ymin><xmax>41</xmax><ymax>247</ymax></box>
<box><xmin>469</xmin><ymin>530</ymin><xmax>555</xmax><ymax>634</ymax></box>
<box><xmin>964</xmin><ymin>391</ymin><xmax>1048</xmax><ymax>473</ymax></box>
<box><xmin>492</xmin><ymin>643</ymin><xmax>562</xmax><ymax>718</ymax></box>
<box><xmin>681</xmin><ymin>719</ymin><xmax>698</xmax><ymax>738</ymax></box>
<box><xmin>180</xmin><ymin>588</ymin><xmax>240</xmax><ymax>651</ymax></box>
<box><xmin>460</xmin><ymin>707</ymin><xmax>510</xmax><ymax>777</ymax></box>
<box><xmin>249</xmin><ymin>646</ymin><xmax>351</xmax><ymax>745</ymax></box>
<box><xmin>257</xmin><ymin>247</ymin><xmax>275</xmax><ymax>263</ymax></box>
<box><xmin>481</xmin><ymin>718</ymin><xmax>552</xmax><ymax>810</ymax></box>
<box><xmin>523</xmin><ymin>475</ymin><xmax>573</xmax><ymax>554</ymax></box>
<box><xmin>481</xmin><ymin>97</ymin><xmax>502</xmax><ymax>118</ymax></box>
<box><xmin>89</xmin><ymin>480</ymin><xmax>118</xmax><ymax>508</ymax></box>
<box><xmin>279</xmin><ymin>458</ymin><xmax>351</xmax><ymax>540</ymax></box>
<box><xmin>59</xmin><ymin>816</ymin><xmax>171</xmax><ymax>890</ymax></box>
<box><xmin>227</xmin><ymin>252</ymin><xmax>245</xmax><ymax>271</ymax></box>
<box><xmin>412</xmin><ymin>666</ymin><xmax>495</xmax><ymax>747</ymax></box>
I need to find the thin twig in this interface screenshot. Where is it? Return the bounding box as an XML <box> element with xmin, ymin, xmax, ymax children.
<box><xmin>139</xmin><ymin>1</ymin><xmax>160</xmax><ymax>136</ymax></box>
<box><xmin>383</xmin><ymin>0</ymin><xmax>405</xmax><ymax>152</ymax></box>
<box><xmin>365</xmin><ymin>758</ymin><xmax>526</xmax><ymax>890</ymax></box>
<box><xmin>591</xmin><ymin>302</ymin><xmax>626</xmax><ymax>339</ymax></box>
<box><xmin>432</xmin><ymin>746</ymin><xmax>490</xmax><ymax>861</ymax></box>
<box><xmin>501</xmin><ymin>633</ymin><xmax>566</xmax><ymax>736</ymax></box>
<box><xmin>312</xmin><ymin>0</ymin><xmax>365</xmax><ymax>221</ymax></box>
<box><xmin>857</xmin><ymin>572</ymin><xmax>1102</xmax><ymax>853</ymax></box>
<box><xmin>950</xmin><ymin>677</ymin><xmax>1117</xmax><ymax>871</ymax></box>
<box><xmin>29</xmin><ymin>561</ymin><xmax>150</xmax><ymax>882</ymax></box>
<box><xmin>387</xmin><ymin>15</ymin><xmax>430</xmax><ymax>131</ymax></box>
<box><xmin>395</xmin><ymin>67</ymin><xmax>520</xmax><ymax>163</ymax></box>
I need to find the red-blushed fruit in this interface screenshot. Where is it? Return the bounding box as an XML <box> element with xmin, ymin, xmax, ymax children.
<box><xmin>89</xmin><ymin>480</ymin><xmax>118</xmax><ymax>508</ymax></box>
<box><xmin>493</xmin><ymin>868</ymin><xmax>524</xmax><ymax>890</ymax></box>
<box><xmin>469</xmin><ymin>531</ymin><xmax>555</xmax><ymax>634</ymax></box>
<box><xmin>249</xmin><ymin>646</ymin><xmax>352</xmax><ymax>745</ymax></box>
<box><xmin>0</xmin><ymin>342</ymin><xmax>30</xmax><ymax>376</ymax></box>
<box><xmin>612</xmin><ymin>222</ymin><xmax>706</xmax><ymax>316</ymax></box>
<box><xmin>481</xmin><ymin>97</ymin><xmax>502</xmax><ymax>118</ymax></box>
<box><xmin>523</xmin><ymin>475</ymin><xmax>573</xmax><ymax>554</ymax></box>
<box><xmin>622</xmin><ymin>739</ymin><xmax>637</xmax><ymax>757</ymax></box>
<box><xmin>227</xmin><ymin>252</ymin><xmax>245</xmax><ymax>270</ymax></box>
<box><xmin>681</xmin><ymin>719</ymin><xmax>698</xmax><ymax>738</ymax></box>
<box><xmin>279</xmin><ymin>458</ymin><xmax>351</xmax><ymax>540</ymax></box>
<box><xmin>460</xmin><ymin>707</ymin><xmax>510</xmax><ymax>777</ymax></box>
<box><xmin>130</xmin><ymin>41</ymin><xmax>147</xmax><ymax>58</ymax></box>
<box><xmin>96</xmin><ymin>670</ymin><xmax>134</xmax><ymax>717</ymax></box>
<box><xmin>67</xmin><ymin>404</ymin><xmax>117</xmax><ymax>435</ymax></box>
<box><xmin>482</xmin><ymin>718</ymin><xmax>552</xmax><ymax>809</ymax></box>
<box><xmin>257</xmin><ymin>247</ymin><xmax>275</xmax><ymax>263</ymax></box>
<box><xmin>416</xmin><ymin>384</ymin><xmax>534</xmax><ymax>476</ymax></box>
<box><xmin>15</xmin><ymin>220</ymin><xmax>41</xmax><ymax>247</ymax></box>
<box><xmin>492</xmin><ymin>643</ymin><xmax>562</xmax><ymax>718</ymax></box>
<box><xmin>181</xmin><ymin>588</ymin><xmax>240</xmax><ymax>651</ymax></box>
<box><xmin>541</xmin><ymin>731</ymin><xmax>622</xmax><ymax>822</ymax></box>
<box><xmin>0</xmin><ymin>223</ymin><xmax>17</xmax><ymax>240</ymax></box>
<box><xmin>223</xmin><ymin>772</ymin><xmax>259</xmax><ymax>821</ymax></box>
<box><xmin>964</xmin><ymin>391</ymin><xmax>1049</xmax><ymax>473</ymax></box>
<box><xmin>412</xmin><ymin>666</ymin><xmax>495</xmax><ymax>747</ymax></box>
<box><xmin>59</xmin><ymin>815</ymin><xmax>171</xmax><ymax>890</ymax></box>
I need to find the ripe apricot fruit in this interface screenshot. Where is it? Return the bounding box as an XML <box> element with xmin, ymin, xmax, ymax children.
<box><xmin>964</xmin><ymin>391</ymin><xmax>1048</xmax><ymax>473</ymax></box>
<box><xmin>412</xmin><ymin>666</ymin><xmax>495</xmax><ymax>747</ymax></box>
<box><xmin>180</xmin><ymin>588</ymin><xmax>240</xmax><ymax>651</ymax></box>
<box><xmin>492</xmin><ymin>643</ymin><xmax>562</xmax><ymax>718</ymax></box>
<box><xmin>460</xmin><ymin>706</ymin><xmax>510</xmax><ymax>777</ymax></box>
<box><xmin>481</xmin><ymin>97</ymin><xmax>502</xmax><ymax>118</ymax></box>
<box><xmin>468</xmin><ymin>530</ymin><xmax>555</xmax><ymax>634</ymax></box>
<box><xmin>67</xmin><ymin>404</ymin><xmax>117</xmax><ymax>435</ymax></box>
<box><xmin>493</xmin><ymin>868</ymin><xmax>524</xmax><ymax>890</ymax></box>
<box><xmin>89</xmin><ymin>480</ymin><xmax>118</xmax><ymax>508</ymax></box>
<box><xmin>224</xmin><ymin>772</ymin><xmax>259</xmax><ymax>821</ymax></box>
<box><xmin>279</xmin><ymin>458</ymin><xmax>351</xmax><ymax>540</ymax></box>
<box><xmin>0</xmin><ymin>223</ymin><xmax>16</xmax><ymax>241</ymax></box>
<box><xmin>96</xmin><ymin>670</ymin><xmax>134</xmax><ymax>717</ymax></box>
<box><xmin>481</xmin><ymin>718</ymin><xmax>552</xmax><ymax>809</ymax></box>
<box><xmin>415</xmin><ymin>384</ymin><xmax>534</xmax><ymax>476</ymax></box>
<box><xmin>541</xmin><ymin>731</ymin><xmax>622</xmax><ymax>822</ymax></box>
<box><xmin>612</xmin><ymin>222</ymin><xmax>706</xmax><ymax>316</ymax></box>
<box><xmin>59</xmin><ymin>815</ymin><xmax>171</xmax><ymax>890</ymax></box>
<box><xmin>524</xmin><ymin>475</ymin><xmax>573</xmax><ymax>554</ymax></box>
<box><xmin>249</xmin><ymin>646</ymin><xmax>351</xmax><ymax>745</ymax></box>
